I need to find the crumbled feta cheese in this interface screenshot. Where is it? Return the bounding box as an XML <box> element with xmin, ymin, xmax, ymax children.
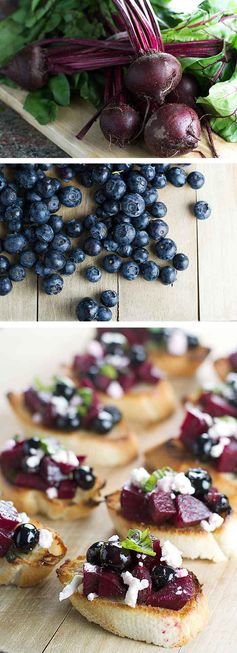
<box><xmin>59</xmin><ymin>574</ymin><xmax>83</xmax><ymax>601</ymax></box>
<box><xmin>209</xmin><ymin>417</ymin><xmax>237</xmax><ymax>440</ymax></box>
<box><xmin>122</xmin><ymin>571</ymin><xmax>149</xmax><ymax>608</ymax></box>
<box><xmin>105</xmin><ymin>355</ymin><xmax>130</xmax><ymax>369</ymax></box>
<box><xmin>25</xmin><ymin>451</ymin><xmax>44</xmax><ymax>469</ymax></box>
<box><xmin>106</xmin><ymin>381</ymin><xmax>124</xmax><ymax>398</ymax></box>
<box><xmin>51</xmin><ymin>395</ymin><xmax>69</xmax><ymax>416</ymax></box>
<box><xmin>210</xmin><ymin>438</ymin><xmax>230</xmax><ymax>458</ymax></box>
<box><xmin>185</xmin><ymin>403</ymin><xmax>213</xmax><ymax>428</ymax></box>
<box><xmin>201</xmin><ymin>513</ymin><xmax>224</xmax><ymax>532</ymax></box>
<box><xmin>1</xmin><ymin>439</ymin><xmax>16</xmax><ymax>451</ymax></box>
<box><xmin>108</xmin><ymin>535</ymin><xmax>119</xmax><ymax>542</ymax></box>
<box><xmin>157</xmin><ymin>472</ymin><xmax>174</xmax><ymax>494</ymax></box>
<box><xmin>167</xmin><ymin>329</ymin><xmax>188</xmax><ymax>356</ymax></box>
<box><xmin>87</xmin><ymin>340</ymin><xmax>104</xmax><ymax>358</ymax></box>
<box><xmin>171</xmin><ymin>472</ymin><xmax>195</xmax><ymax>495</ymax></box>
<box><xmin>18</xmin><ymin>512</ymin><xmax>30</xmax><ymax>523</ymax></box>
<box><xmin>39</xmin><ymin>528</ymin><xmax>53</xmax><ymax>549</ymax></box>
<box><xmin>84</xmin><ymin>562</ymin><xmax>98</xmax><ymax>573</ymax></box>
<box><xmin>38</xmin><ymin>391</ymin><xmax>51</xmax><ymax>402</ymax></box>
<box><xmin>161</xmin><ymin>541</ymin><xmax>182</xmax><ymax>568</ymax></box>
<box><xmin>87</xmin><ymin>592</ymin><xmax>98</xmax><ymax>601</ymax></box>
<box><xmin>46</xmin><ymin>487</ymin><xmax>58</xmax><ymax>500</ymax></box>
<box><xmin>52</xmin><ymin>449</ymin><xmax>79</xmax><ymax>468</ymax></box>
<box><xmin>130</xmin><ymin>467</ymin><xmax>150</xmax><ymax>488</ymax></box>
<box><xmin>176</xmin><ymin>568</ymin><xmax>188</xmax><ymax>578</ymax></box>
<box><xmin>32</xmin><ymin>413</ymin><xmax>41</xmax><ymax>424</ymax></box>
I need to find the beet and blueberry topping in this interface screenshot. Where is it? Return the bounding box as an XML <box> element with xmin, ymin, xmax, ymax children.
<box><xmin>23</xmin><ymin>376</ymin><xmax>122</xmax><ymax>434</ymax></box>
<box><xmin>0</xmin><ymin>436</ymin><xmax>97</xmax><ymax>500</ymax></box>
<box><xmin>98</xmin><ymin>328</ymin><xmax>200</xmax><ymax>356</ymax></box>
<box><xmin>60</xmin><ymin>530</ymin><xmax>198</xmax><ymax>610</ymax></box>
<box><xmin>73</xmin><ymin>335</ymin><xmax>163</xmax><ymax>398</ymax></box>
<box><xmin>120</xmin><ymin>466</ymin><xmax>230</xmax><ymax>532</ymax></box>
<box><xmin>0</xmin><ymin>499</ymin><xmax>53</xmax><ymax>560</ymax></box>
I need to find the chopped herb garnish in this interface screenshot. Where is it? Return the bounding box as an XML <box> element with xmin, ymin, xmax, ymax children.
<box><xmin>121</xmin><ymin>529</ymin><xmax>156</xmax><ymax>557</ymax></box>
<box><xmin>100</xmin><ymin>364</ymin><xmax>117</xmax><ymax>380</ymax></box>
<box><xmin>142</xmin><ymin>467</ymin><xmax>172</xmax><ymax>493</ymax></box>
<box><xmin>34</xmin><ymin>377</ymin><xmax>55</xmax><ymax>393</ymax></box>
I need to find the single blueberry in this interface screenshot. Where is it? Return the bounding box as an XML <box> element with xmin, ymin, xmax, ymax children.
<box><xmin>42</xmin><ymin>273</ymin><xmax>64</xmax><ymax>295</ymax></box>
<box><xmin>100</xmin><ymin>290</ymin><xmax>118</xmax><ymax>307</ymax></box>
<box><xmin>76</xmin><ymin>297</ymin><xmax>99</xmax><ymax>321</ymax></box>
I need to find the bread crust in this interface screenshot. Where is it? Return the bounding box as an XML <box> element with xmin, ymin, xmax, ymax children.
<box><xmin>214</xmin><ymin>356</ymin><xmax>232</xmax><ymax>381</ymax></box>
<box><xmin>57</xmin><ymin>557</ymin><xmax>209</xmax><ymax>647</ymax></box>
<box><xmin>106</xmin><ymin>490</ymin><xmax>237</xmax><ymax>563</ymax></box>
<box><xmin>148</xmin><ymin>346</ymin><xmax>210</xmax><ymax>378</ymax></box>
<box><xmin>7</xmin><ymin>392</ymin><xmax>138</xmax><ymax>467</ymax></box>
<box><xmin>0</xmin><ymin>469</ymin><xmax>104</xmax><ymax>520</ymax></box>
<box><xmin>65</xmin><ymin>366</ymin><xmax>176</xmax><ymax>427</ymax></box>
<box><xmin>0</xmin><ymin>520</ymin><xmax>66</xmax><ymax>587</ymax></box>
<box><xmin>144</xmin><ymin>439</ymin><xmax>237</xmax><ymax>510</ymax></box>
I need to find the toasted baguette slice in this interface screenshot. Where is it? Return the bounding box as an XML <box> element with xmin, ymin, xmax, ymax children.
<box><xmin>66</xmin><ymin>366</ymin><xmax>176</xmax><ymax>428</ymax></box>
<box><xmin>57</xmin><ymin>557</ymin><xmax>208</xmax><ymax>648</ymax></box>
<box><xmin>214</xmin><ymin>356</ymin><xmax>232</xmax><ymax>381</ymax></box>
<box><xmin>148</xmin><ymin>346</ymin><xmax>210</xmax><ymax>378</ymax></box>
<box><xmin>7</xmin><ymin>392</ymin><xmax>138</xmax><ymax>467</ymax></box>
<box><xmin>0</xmin><ymin>469</ymin><xmax>104</xmax><ymax>520</ymax></box>
<box><xmin>0</xmin><ymin>520</ymin><xmax>66</xmax><ymax>587</ymax></box>
<box><xmin>144</xmin><ymin>439</ymin><xmax>237</xmax><ymax>510</ymax></box>
<box><xmin>107</xmin><ymin>490</ymin><xmax>237</xmax><ymax>563</ymax></box>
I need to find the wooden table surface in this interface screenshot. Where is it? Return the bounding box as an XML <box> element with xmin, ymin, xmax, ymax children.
<box><xmin>0</xmin><ymin>324</ymin><xmax>236</xmax><ymax>653</ymax></box>
<box><xmin>0</xmin><ymin>163</ymin><xmax>236</xmax><ymax>322</ymax></box>
<box><xmin>1</xmin><ymin>85</ymin><xmax>237</xmax><ymax>160</ymax></box>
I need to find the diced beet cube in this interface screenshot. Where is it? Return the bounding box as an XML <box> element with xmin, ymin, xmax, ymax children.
<box><xmin>94</xmin><ymin>374</ymin><xmax>111</xmax><ymax>392</ymax></box>
<box><xmin>0</xmin><ymin>441</ymin><xmax>24</xmax><ymax>469</ymax></box>
<box><xmin>229</xmin><ymin>352</ymin><xmax>237</xmax><ymax>371</ymax></box>
<box><xmin>132</xmin><ymin>564</ymin><xmax>152</xmax><ymax>604</ymax></box>
<box><xmin>77</xmin><ymin>455</ymin><xmax>86</xmax><ymax>465</ymax></box>
<box><xmin>173</xmin><ymin>494</ymin><xmax>211</xmax><ymax>528</ymax></box>
<box><xmin>199</xmin><ymin>392</ymin><xmax>237</xmax><ymax>418</ymax></box>
<box><xmin>58</xmin><ymin>462</ymin><xmax>78</xmax><ymax>475</ymax></box>
<box><xmin>98</xmin><ymin>569</ymin><xmax>126</xmax><ymax>598</ymax></box>
<box><xmin>40</xmin><ymin>456</ymin><xmax>66</xmax><ymax>485</ymax></box>
<box><xmin>119</xmin><ymin>371</ymin><xmax>136</xmax><ymax>392</ymax></box>
<box><xmin>216</xmin><ymin>438</ymin><xmax>237</xmax><ymax>472</ymax></box>
<box><xmin>137</xmin><ymin>361</ymin><xmax>160</xmax><ymax>384</ymax></box>
<box><xmin>121</xmin><ymin>485</ymin><xmax>149</xmax><ymax>522</ymax></box>
<box><xmin>0</xmin><ymin>500</ymin><xmax>20</xmax><ymax>530</ymax></box>
<box><xmin>14</xmin><ymin>472</ymin><xmax>47</xmax><ymax>491</ymax></box>
<box><xmin>83</xmin><ymin>562</ymin><xmax>101</xmax><ymax>596</ymax></box>
<box><xmin>24</xmin><ymin>387</ymin><xmax>43</xmax><ymax>414</ymax></box>
<box><xmin>41</xmin><ymin>402</ymin><xmax>57</xmax><ymax>427</ymax></box>
<box><xmin>148</xmin><ymin>574</ymin><xmax>196</xmax><ymax>610</ymax></box>
<box><xmin>73</xmin><ymin>354</ymin><xmax>95</xmax><ymax>375</ymax></box>
<box><xmin>148</xmin><ymin>491</ymin><xmax>176</xmax><ymax>525</ymax></box>
<box><xmin>134</xmin><ymin>538</ymin><xmax>161</xmax><ymax>570</ymax></box>
<box><xmin>0</xmin><ymin>529</ymin><xmax>14</xmax><ymax>557</ymax></box>
<box><xmin>58</xmin><ymin>480</ymin><xmax>77</xmax><ymax>499</ymax></box>
<box><xmin>179</xmin><ymin>406</ymin><xmax>211</xmax><ymax>447</ymax></box>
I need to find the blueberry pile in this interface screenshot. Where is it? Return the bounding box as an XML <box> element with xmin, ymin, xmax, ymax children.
<box><xmin>0</xmin><ymin>163</ymin><xmax>211</xmax><ymax>320</ymax></box>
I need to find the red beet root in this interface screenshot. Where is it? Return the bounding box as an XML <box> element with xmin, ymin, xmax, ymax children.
<box><xmin>83</xmin><ymin>563</ymin><xmax>101</xmax><ymax>596</ymax></box>
<box><xmin>1</xmin><ymin>45</ymin><xmax>48</xmax><ymax>91</ymax></box>
<box><xmin>121</xmin><ymin>485</ymin><xmax>149</xmax><ymax>523</ymax></box>
<box><xmin>125</xmin><ymin>52</ymin><xmax>182</xmax><ymax>104</ymax></box>
<box><xmin>100</xmin><ymin>104</ymin><xmax>141</xmax><ymax>147</ymax></box>
<box><xmin>216</xmin><ymin>439</ymin><xmax>237</xmax><ymax>472</ymax></box>
<box><xmin>167</xmin><ymin>73</ymin><xmax>200</xmax><ymax>110</ymax></box>
<box><xmin>58</xmin><ymin>480</ymin><xmax>78</xmax><ymax>499</ymax></box>
<box><xmin>0</xmin><ymin>529</ymin><xmax>14</xmax><ymax>557</ymax></box>
<box><xmin>174</xmin><ymin>494</ymin><xmax>211</xmax><ymax>528</ymax></box>
<box><xmin>199</xmin><ymin>392</ymin><xmax>237</xmax><ymax>418</ymax></box>
<box><xmin>179</xmin><ymin>406</ymin><xmax>211</xmax><ymax>447</ymax></box>
<box><xmin>14</xmin><ymin>472</ymin><xmax>47</xmax><ymax>492</ymax></box>
<box><xmin>148</xmin><ymin>491</ymin><xmax>176</xmax><ymax>525</ymax></box>
<box><xmin>99</xmin><ymin>569</ymin><xmax>126</xmax><ymax>598</ymax></box>
<box><xmin>144</xmin><ymin>104</ymin><xmax>201</xmax><ymax>157</ymax></box>
<box><xmin>149</xmin><ymin>574</ymin><xmax>196</xmax><ymax>610</ymax></box>
<box><xmin>0</xmin><ymin>500</ymin><xmax>20</xmax><ymax>530</ymax></box>
<box><xmin>132</xmin><ymin>564</ymin><xmax>152</xmax><ymax>604</ymax></box>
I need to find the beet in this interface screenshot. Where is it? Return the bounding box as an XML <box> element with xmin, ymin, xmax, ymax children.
<box><xmin>179</xmin><ymin>406</ymin><xmax>211</xmax><ymax>448</ymax></box>
<box><xmin>0</xmin><ymin>500</ymin><xmax>20</xmax><ymax>530</ymax></box>
<box><xmin>173</xmin><ymin>494</ymin><xmax>211</xmax><ymax>528</ymax></box>
<box><xmin>99</xmin><ymin>103</ymin><xmax>141</xmax><ymax>147</ymax></box>
<box><xmin>132</xmin><ymin>564</ymin><xmax>152</xmax><ymax>604</ymax></box>
<box><xmin>149</xmin><ymin>573</ymin><xmax>196</xmax><ymax>610</ymax></box>
<box><xmin>216</xmin><ymin>439</ymin><xmax>237</xmax><ymax>473</ymax></box>
<box><xmin>148</xmin><ymin>491</ymin><xmax>176</xmax><ymax>525</ymax></box>
<box><xmin>199</xmin><ymin>391</ymin><xmax>237</xmax><ymax>418</ymax></box>
<box><xmin>0</xmin><ymin>529</ymin><xmax>13</xmax><ymax>557</ymax></box>
<box><xmin>58</xmin><ymin>480</ymin><xmax>78</xmax><ymax>499</ymax></box>
<box><xmin>229</xmin><ymin>352</ymin><xmax>237</xmax><ymax>371</ymax></box>
<box><xmin>121</xmin><ymin>485</ymin><xmax>149</xmax><ymax>522</ymax></box>
<box><xmin>144</xmin><ymin>103</ymin><xmax>201</xmax><ymax>157</ymax></box>
<box><xmin>1</xmin><ymin>45</ymin><xmax>48</xmax><ymax>91</ymax></box>
<box><xmin>167</xmin><ymin>73</ymin><xmax>200</xmax><ymax>110</ymax></box>
<box><xmin>98</xmin><ymin>569</ymin><xmax>126</xmax><ymax>598</ymax></box>
<box><xmin>0</xmin><ymin>0</ymin><xmax>18</xmax><ymax>18</ymax></box>
<box><xmin>83</xmin><ymin>562</ymin><xmax>101</xmax><ymax>596</ymax></box>
<box><xmin>125</xmin><ymin>52</ymin><xmax>182</xmax><ymax>104</ymax></box>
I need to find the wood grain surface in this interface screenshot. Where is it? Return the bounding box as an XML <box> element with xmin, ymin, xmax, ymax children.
<box><xmin>0</xmin><ymin>163</ymin><xmax>236</xmax><ymax>322</ymax></box>
<box><xmin>0</xmin><ymin>85</ymin><xmax>237</xmax><ymax>160</ymax></box>
<box><xmin>0</xmin><ymin>324</ymin><xmax>236</xmax><ymax>653</ymax></box>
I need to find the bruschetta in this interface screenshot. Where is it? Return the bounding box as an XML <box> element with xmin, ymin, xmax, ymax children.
<box><xmin>214</xmin><ymin>353</ymin><xmax>237</xmax><ymax>381</ymax></box>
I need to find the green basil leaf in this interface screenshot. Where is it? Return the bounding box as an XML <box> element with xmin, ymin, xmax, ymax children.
<box><xmin>143</xmin><ymin>467</ymin><xmax>172</xmax><ymax>493</ymax></box>
<box><xmin>121</xmin><ymin>529</ymin><xmax>156</xmax><ymax>557</ymax></box>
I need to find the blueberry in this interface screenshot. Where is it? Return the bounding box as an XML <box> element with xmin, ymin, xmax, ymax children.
<box><xmin>114</xmin><ymin>212</ymin><xmax>131</xmax><ymax>225</ymax></box>
<box><xmin>4</xmin><ymin>205</ymin><xmax>23</xmax><ymax>222</ymax></box>
<box><xmin>102</xmin><ymin>199</ymin><xmax>119</xmax><ymax>216</ymax></box>
<box><xmin>152</xmin><ymin>173</ymin><xmax>167</xmax><ymax>189</ymax></box>
<box><xmin>79</xmin><ymin>169</ymin><xmax>94</xmax><ymax>188</ymax></box>
<box><xmin>29</xmin><ymin>202</ymin><xmax>50</xmax><ymax>225</ymax></box>
<box><xmin>44</xmin><ymin>251</ymin><xmax>66</xmax><ymax>270</ymax></box>
<box><xmin>9</xmin><ymin>264</ymin><xmax>26</xmax><ymax>282</ymax></box>
<box><xmin>59</xmin><ymin>186</ymin><xmax>82</xmax><ymax>207</ymax></box>
<box><xmin>102</xmin><ymin>254</ymin><xmax>121</xmax><ymax>273</ymax></box>
<box><xmin>13</xmin><ymin>523</ymin><xmax>39</xmax><ymax>553</ymax></box>
<box><xmin>62</xmin><ymin>261</ymin><xmax>76</xmax><ymax>275</ymax></box>
<box><xmin>86</xmin><ymin>541</ymin><xmax>104</xmax><ymax>565</ymax></box>
<box><xmin>92</xmin><ymin>409</ymin><xmax>114</xmax><ymax>432</ymax></box>
<box><xmin>85</xmin><ymin>266</ymin><xmax>101</xmax><ymax>283</ymax></box>
<box><xmin>114</xmin><ymin>223</ymin><xmax>136</xmax><ymax>245</ymax></box>
<box><xmin>159</xmin><ymin>266</ymin><xmax>177</xmax><ymax>285</ymax></box>
<box><xmin>34</xmin><ymin>241</ymin><xmax>49</xmax><ymax>255</ymax></box>
<box><xmin>191</xmin><ymin>433</ymin><xmax>212</xmax><ymax>461</ymax></box>
<box><xmin>35</xmin><ymin>262</ymin><xmax>54</xmax><ymax>277</ymax></box>
<box><xmin>132</xmin><ymin>212</ymin><xmax>150</xmax><ymax>230</ymax></box>
<box><xmin>187</xmin><ymin>335</ymin><xmax>199</xmax><ymax>349</ymax></box>
<box><xmin>35</xmin><ymin>224</ymin><xmax>54</xmax><ymax>244</ymax></box>
<box><xmin>140</xmin><ymin>260</ymin><xmax>160</xmax><ymax>281</ymax></box>
<box><xmin>148</xmin><ymin>219</ymin><xmax>169</xmax><ymax>240</ymax></box>
<box><xmin>7</xmin><ymin>220</ymin><xmax>22</xmax><ymax>234</ymax></box>
<box><xmin>130</xmin><ymin>345</ymin><xmax>146</xmax><ymax>364</ymax></box>
<box><xmin>167</xmin><ymin>166</ymin><xmax>187</xmax><ymax>187</ymax></box>
<box><xmin>35</xmin><ymin>176</ymin><xmax>61</xmax><ymax>199</ymax></box>
<box><xmin>103</xmin><ymin>239</ymin><xmax>118</xmax><ymax>252</ymax></box>
<box><xmin>69</xmin><ymin>248</ymin><xmax>85</xmax><ymax>264</ymax></box>
<box><xmin>0</xmin><ymin>174</ymin><xmax>7</xmax><ymax>192</ymax></box>
<box><xmin>42</xmin><ymin>274</ymin><xmax>64</xmax><ymax>295</ymax></box>
<box><xmin>0</xmin><ymin>186</ymin><xmax>17</xmax><ymax>206</ymax></box>
<box><xmin>155</xmin><ymin>238</ymin><xmax>177</xmax><ymax>260</ymax></box>
<box><xmin>0</xmin><ymin>276</ymin><xmax>12</xmax><ymax>295</ymax></box>
<box><xmin>132</xmin><ymin>230</ymin><xmax>149</xmax><ymax>248</ymax></box>
<box><xmin>104</xmin><ymin>177</ymin><xmax>126</xmax><ymax>200</ymax></box>
<box><xmin>83</xmin><ymin>214</ymin><xmax>98</xmax><ymax>230</ymax></box>
<box><xmin>4</xmin><ymin>234</ymin><xmax>27</xmax><ymax>254</ymax></box>
<box><xmin>173</xmin><ymin>253</ymin><xmax>189</xmax><ymax>271</ymax></box>
<box><xmin>100</xmin><ymin>290</ymin><xmax>118</xmax><ymax>307</ymax></box>
<box><xmin>150</xmin><ymin>202</ymin><xmax>167</xmax><ymax>219</ymax></box>
<box><xmin>84</xmin><ymin>238</ymin><xmax>102</xmax><ymax>257</ymax></box>
<box><xmin>65</xmin><ymin>219</ymin><xmax>83</xmax><ymax>238</ymax></box>
<box><xmin>49</xmin><ymin>215</ymin><xmax>64</xmax><ymax>233</ymax></box>
<box><xmin>117</xmin><ymin>244</ymin><xmax>133</xmax><ymax>258</ymax></box>
<box><xmin>193</xmin><ymin>201</ymin><xmax>211</xmax><ymax>220</ymax></box>
<box><xmin>143</xmin><ymin>187</ymin><xmax>158</xmax><ymax>206</ymax></box>
<box><xmin>54</xmin><ymin>377</ymin><xmax>75</xmax><ymax>400</ymax></box>
<box><xmin>73</xmin><ymin>465</ymin><xmax>96</xmax><ymax>489</ymax></box>
<box><xmin>103</xmin><ymin>405</ymin><xmax>122</xmax><ymax>424</ymax></box>
<box><xmin>120</xmin><ymin>261</ymin><xmax>139</xmax><ymax>281</ymax></box>
<box><xmin>132</xmin><ymin>247</ymin><xmax>149</xmax><ymax>264</ymax></box>
<box><xmin>127</xmin><ymin>171</ymin><xmax>147</xmax><ymax>194</ymax></box>
<box><xmin>47</xmin><ymin>195</ymin><xmax>60</xmax><ymax>213</ymax></box>
<box><xmin>140</xmin><ymin>164</ymin><xmax>156</xmax><ymax>181</ymax></box>
<box><xmin>151</xmin><ymin>565</ymin><xmax>175</xmax><ymax>590</ymax></box>
<box><xmin>185</xmin><ymin>468</ymin><xmax>212</xmax><ymax>496</ymax></box>
<box><xmin>76</xmin><ymin>297</ymin><xmax>99</xmax><ymax>321</ymax></box>
<box><xmin>121</xmin><ymin>193</ymin><xmax>145</xmax><ymax>218</ymax></box>
<box><xmin>92</xmin><ymin>165</ymin><xmax>111</xmax><ymax>185</ymax></box>
<box><xmin>96</xmin><ymin>306</ymin><xmax>112</xmax><ymax>321</ymax></box>
<box><xmin>100</xmin><ymin>542</ymin><xmax>131</xmax><ymax>571</ymax></box>
<box><xmin>90</xmin><ymin>222</ymin><xmax>108</xmax><ymax>240</ymax></box>
<box><xmin>94</xmin><ymin>190</ymin><xmax>106</xmax><ymax>205</ymax></box>
<box><xmin>0</xmin><ymin>255</ymin><xmax>10</xmax><ymax>275</ymax></box>
<box><xmin>187</xmin><ymin>171</ymin><xmax>205</xmax><ymax>189</ymax></box>
<box><xmin>51</xmin><ymin>234</ymin><xmax>71</xmax><ymax>253</ymax></box>
<box><xmin>26</xmin><ymin>191</ymin><xmax>42</xmax><ymax>203</ymax></box>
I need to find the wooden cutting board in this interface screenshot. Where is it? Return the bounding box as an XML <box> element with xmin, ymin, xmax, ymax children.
<box><xmin>0</xmin><ymin>84</ymin><xmax>236</xmax><ymax>160</ymax></box>
<box><xmin>0</xmin><ymin>327</ymin><xmax>236</xmax><ymax>653</ymax></box>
